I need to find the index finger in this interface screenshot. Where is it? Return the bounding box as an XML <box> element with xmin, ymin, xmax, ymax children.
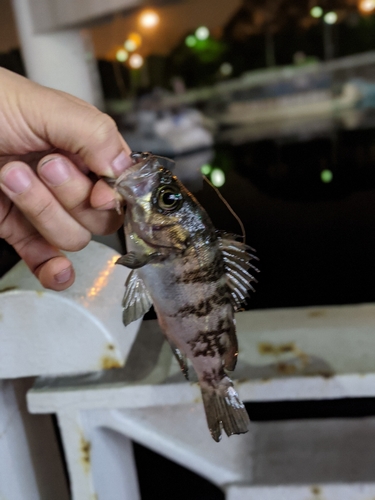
<box><xmin>1</xmin><ymin>69</ymin><xmax>133</xmax><ymax>178</ymax></box>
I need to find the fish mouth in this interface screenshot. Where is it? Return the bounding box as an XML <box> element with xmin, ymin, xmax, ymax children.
<box><xmin>105</xmin><ymin>153</ymin><xmax>161</xmax><ymax>201</ymax></box>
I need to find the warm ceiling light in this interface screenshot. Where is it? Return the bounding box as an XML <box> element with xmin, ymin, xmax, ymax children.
<box><xmin>139</xmin><ymin>10</ymin><xmax>160</xmax><ymax>29</ymax></box>
<box><xmin>359</xmin><ymin>0</ymin><xmax>375</xmax><ymax>13</ymax></box>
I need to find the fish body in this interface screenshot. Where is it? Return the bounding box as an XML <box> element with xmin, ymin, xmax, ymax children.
<box><xmin>112</xmin><ymin>153</ymin><xmax>258</xmax><ymax>441</ymax></box>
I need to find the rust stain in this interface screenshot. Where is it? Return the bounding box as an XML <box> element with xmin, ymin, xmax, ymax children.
<box><xmin>258</xmin><ymin>342</ymin><xmax>296</xmax><ymax>356</ymax></box>
<box><xmin>237</xmin><ymin>378</ymin><xmax>249</xmax><ymax>384</ymax></box>
<box><xmin>36</xmin><ymin>291</ymin><xmax>44</xmax><ymax>297</ymax></box>
<box><xmin>311</xmin><ymin>485</ymin><xmax>321</xmax><ymax>495</ymax></box>
<box><xmin>193</xmin><ymin>397</ymin><xmax>201</xmax><ymax>404</ymax></box>
<box><xmin>101</xmin><ymin>356</ymin><xmax>122</xmax><ymax>370</ymax></box>
<box><xmin>277</xmin><ymin>362</ymin><xmax>297</xmax><ymax>375</ymax></box>
<box><xmin>107</xmin><ymin>343</ymin><xmax>115</xmax><ymax>351</ymax></box>
<box><xmin>308</xmin><ymin>310</ymin><xmax>326</xmax><ymax>318</ymax></box>
<box><xmin>0</xmin><ymin>286</ymin><xmax>18</xmax><ymax>293</ymax></box>
<box><xmin>258</xmin><ymin>342</ymin><xmax>310</xmax><ymax>372</ymax></box>
<box><xmin>80</xmin><ymin>436</ymin><xmax>91</xmax><ymax>473</ymax></box>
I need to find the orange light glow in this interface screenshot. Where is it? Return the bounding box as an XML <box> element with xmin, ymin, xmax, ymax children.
<box><xmin>139</xmin><ymin>10</ymin><xmax>160</xmax><ymax>29</ymax></box>
<box><xmin>128</xmin><ymin>32</ymin><xmax>142</xmax><ymax>47</ymax></box>
<box><xmin>359</xmin><ymin>0</ymin><xmax>375</xmax><ymax>13</ymax></box>
<box><xmin>87</xmin><ymin>256</ymin><xmax>118</xmax><ymax>299</ymax></box>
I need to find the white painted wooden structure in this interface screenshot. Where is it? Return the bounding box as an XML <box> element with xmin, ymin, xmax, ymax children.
<box><xmin>3</xmin><ymin>241</ymin><xmax>375</xmax><ymax>498</ymax></box>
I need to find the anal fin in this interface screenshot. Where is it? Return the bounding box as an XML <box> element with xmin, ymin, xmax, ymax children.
<box><xmin>168</xmin><ymin>341</ymin><xmax>189</xmax><ymax>380</ymax></box>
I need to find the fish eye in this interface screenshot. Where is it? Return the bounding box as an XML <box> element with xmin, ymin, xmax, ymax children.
<box><xmin>156</xmin><ymin>186</ymin><xmax>183</xmax><ymax>211</ymax></box>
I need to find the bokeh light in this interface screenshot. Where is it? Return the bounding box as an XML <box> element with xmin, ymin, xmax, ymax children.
<box><xmin>124</xmin><ymin>39</ymin><xmax>137</xmax><ymax>52</ymax></box>
<box><xmin>129</xmin><ymin>54</ymin><xmax>144</xmax><ymax>69</ymax></box>
<box><xmin>201</xmin><ymin>164</ymin><xmax>212</xmax><ymax>175</ymax></box>
<box><xmin>220</xmin><ymin>62</ymin><xmax>233</xmax><ymax>76</ymax></box>
<box><xmin>128</xmin><ymin>33</ymin><xmax>142</xmax><ymax>47</ymax></box>
<box><xmin>139</xmin><ymin>10</ymin><xmax>160</xmax><ymax>29</ymax></box>
<box><xmin>116</xmin><ymin>49</ymin><xmax>128</xmax><ymax>62</ymax></box>
<box><xmin>321</xmin><ymin>169</ymin><xmax>333</xmax><ymax>183</ymax></box>
<box><xmin>185</xmin><ymin>35</ymin><xmax>197</xmax><ymax>48</ymax></box>
<box><xmin>195</xmin><ymin>26</ymin><xmax>210</xmax><ymax>41</ymax></box>
<box><xmin>324</xmin><ymin>11</ymin><xmax>338</xmax><ymax>24</ymax></box>
<box><xmin>359</xmin><ymin>0</ymin><xmax>375</xmax><ymax>13</ymax></box>
<box><xmin>211</xmin><ymin>168</ymin><xmax>225</xmax><ymax>187</ymax></box>
<box><xmin>310</xmin><ymin>6</ymin><xmax>323</xmax><ymax>18</ymax></box>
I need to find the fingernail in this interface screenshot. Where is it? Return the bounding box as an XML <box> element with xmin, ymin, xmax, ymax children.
<box><xmin>111</xmin><ymin>151</ymin><xmax>133</xmax><ymax>175</ymax></box>
<box><xmin>54</xmin><ymin>266</ymin><xmax>73</xmax><ymax>284</ymax></box>
<box><xmin>40</xmin><ymin>158</ymin><xmax>71</xmax><ymax>186</ymax></box>
<box><xmin>1</xmin><ymin>167</ymin><xmax>32</xmax><ymax>194</ymax></box>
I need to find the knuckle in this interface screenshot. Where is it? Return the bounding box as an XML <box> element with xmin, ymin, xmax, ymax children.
<box><xmin>88</xmin><ymin>113</ymin><xmax>117</xmax><ymax>146</ymax></box>
<box><xmin>61</xmin><ymin>231</ymin><xmax>91</xmax><ymax>252</ymax></box>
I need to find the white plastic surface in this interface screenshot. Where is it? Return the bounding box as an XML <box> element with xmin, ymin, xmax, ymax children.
<box><xmin>0</xmin><ymin>241</ymin><xmax>142</xmax><ymax>378</ymax></box>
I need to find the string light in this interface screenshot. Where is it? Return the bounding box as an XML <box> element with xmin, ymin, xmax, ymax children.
<box><xmin>310</xmin><ymin>6</ymin><xmax>323</xmax><ymax>18</ymax></box>
<box><xmin>324</xmin><ymin>11</ymin><xmax>338</xmax><ymax>24</ymax></box>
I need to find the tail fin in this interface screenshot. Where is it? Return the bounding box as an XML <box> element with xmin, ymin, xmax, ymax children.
<box><xmin>201</xmin><ymin>376</ymin><xmax>250</xmax><ymax>442</ymax></box>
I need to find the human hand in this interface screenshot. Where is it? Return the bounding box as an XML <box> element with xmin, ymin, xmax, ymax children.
<box><xmin>0</xmin><ymin>68</ymin><xmax>132</xmax><ymax>290</ymax></box>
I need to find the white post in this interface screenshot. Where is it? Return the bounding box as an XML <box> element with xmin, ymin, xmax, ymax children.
<box><xmin>11</xmin><ymin>0</ymin><xmax>104</xmax><ymax>108</ymax></box>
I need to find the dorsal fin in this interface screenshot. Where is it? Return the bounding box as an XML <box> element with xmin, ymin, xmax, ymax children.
<box><xmin>218</xmin><ymin>232</ymin><xmax>259</xmax><ymax>311</ymax></box>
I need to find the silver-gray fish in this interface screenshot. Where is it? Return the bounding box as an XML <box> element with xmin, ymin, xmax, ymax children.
<box><xmin>109</xmin><ymin>152</ymin><xmax>259</xmax><ymax>442</ymax></box>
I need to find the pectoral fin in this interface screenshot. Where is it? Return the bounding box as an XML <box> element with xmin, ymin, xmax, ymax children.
<box><xmin>116</xmin><ymin>251</ymin><xmax>160</xmax><ymax>269</ymax></box>
<box><xmin>122</xmin><ymin>270</ymin><xmax>153</xmax><ymax>326</ymax></box>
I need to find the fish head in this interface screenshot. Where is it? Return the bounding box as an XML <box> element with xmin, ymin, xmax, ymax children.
<box><xmin>114</xmin><ymin>153</ymin><xmax>213</xmax><ymax>252</ymax></box>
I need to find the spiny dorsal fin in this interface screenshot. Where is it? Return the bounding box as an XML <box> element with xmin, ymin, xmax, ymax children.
<box><xmin>122</xmin><ymin>270</ymin><xmax>153</xmax><ymax>326</ymax></box>
<box><xmin>218</xmin><ymin>232</ymin><xmax>259</xmax><ymax>311</ymax></box>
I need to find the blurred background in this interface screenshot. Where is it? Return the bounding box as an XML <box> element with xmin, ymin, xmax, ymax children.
<box><xmin>3</xmin><ymin>0</ymin><xmax>375</xmax><ymax>498</ymax></box>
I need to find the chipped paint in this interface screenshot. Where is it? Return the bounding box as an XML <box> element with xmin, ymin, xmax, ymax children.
<box><xmin>80</xmin><ymin>436</ymin><xmax>91</xmax><ymax>473</ymax></box>
<box><xmin>258</xmin><ymin>342</ymin><xmax>296</xmax><ymax>356</ymax></box>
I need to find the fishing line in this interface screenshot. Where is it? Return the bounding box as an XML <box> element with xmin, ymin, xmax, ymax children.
<box><xmin>203</xmin><ymin>175</ymin><xmax>246</xmax><ymax>243</ymax></box>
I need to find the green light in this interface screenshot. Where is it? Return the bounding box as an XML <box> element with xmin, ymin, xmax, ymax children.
<box><xmin>310</xmin><ymin>6</ymin><xmax>323</xmax><ymax>18</ymax></box>
<box><xmin>195</xmin><ymin>26</ymin><xmax>210</xmax><ymax>41</ymax></box>
<box><xmin>211</xmin><ymin>168</ymin><xmax>225</xmax><ymax>187</ymax></box>
<box><xmin>116</xmin><ymin>49</ymin><xmax>128</xmax><ymax>62</ymax></box>
<box><xmin>185</xmin><ymin>35</ymin><xmax>197</xmax><ymax>48</ymax></box>
<box><xmin>201</xmin><ymin>164</ymin><xmax>212</xmax><ymax>175</ymax></box>
<box><xmin>321</xmin><ymin>169</ymin><xmax>333</xmax><ymax>183</ymax></box>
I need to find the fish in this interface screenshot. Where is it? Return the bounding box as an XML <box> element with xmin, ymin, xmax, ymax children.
<box><xmin>107</xmin><ymin>152</ymin><xmax>259</xmax><ymax>442</ymax></box>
